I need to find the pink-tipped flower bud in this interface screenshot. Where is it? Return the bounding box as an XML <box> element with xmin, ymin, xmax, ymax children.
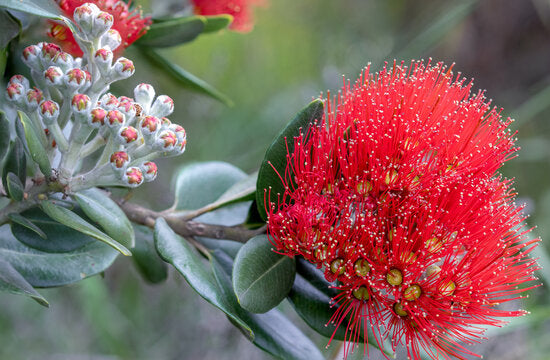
<box><xmin>92</xmin><ymin>11</ymin><xmax>114</xmax><ymax>38</ymax></box>
<box><xmin>73</xmin><ymin>3</ymin><xmax>100</xmax><ymax>33</ymax></box>
<box><xmin>140</xmin><ymin>116</ymin><xmax>159</xmax><ymax>136</ymax></box>
<box><xmin>106</xmin><ymin>109</ymin><xmax>125</xmax><ymax>128</ymax></box>
<box><xmin>52</xmin><ymin>51</ymin><xmax>74</xmax><ymax>71</ymax></box>
<box><xmin>89</xmin><ymin>108</ymin><xmax>107</xmax><ymax>127</ymax></box>
<box><xmin>110</xmin><ymin>151</ymin><xmax>130</xmax><ymax>170</ymax></box>
<box><xmin>134</xmin><ymin>83</ymin><xmax>155</xmax><ymax>110</ymax></box>
<box><xmin>9</xmin><ymin>75</ymin><xmax>30</xmax><ymax>89</ymax></box>
<box><xmin>160</xmin><ymin>117</ymin><xmax>172</xmax><ymax>129</ymax></box>
<box><xmin>169</xmin><ymin>124</ymin><xmax>186</xmax><ymax>142</ymax></box>
<box><xmin>117</xmin><ymin>98</ymin><xmax>136</xmax><ymax>119</ymax></box>
<box><xmin>123</xmin><ymin>167</ymin><xmax>144</xmax><ymax>187</ymax></box>
<box><xmin>40</xmin><ymin>100</ymin><xmax>60</xmax><ymax>124</ymax></box>
<box><xmin>26</xmin><ymin>88</ymin><xmax>44</xmax><ymax>109</ymax></box>
<box><xmin>100</xmin><ymin>29</ymin><xmax>122</xmax><ymax>51</ymax></box>
<box><xmin>141</xmin><ymin>161</ymin><xmax>158</xmax><ymax>182</ymax></box>
<box><xmin>117</xmin><ymin>126</ymin><xmax>139</xmax><ymax>144</ymax></box>
<box><xmin>71</xmin><ymin>93</ymin><xmax>91</xmax><ymax>113</ymax></box>
<box><xmin>100</xmin><ymin>93</ymin><xmax>120</xmax><ymax>109</ymax></box>
<box><xmin>64</xmin><ymin>68</ymin><xmax>88</xmax><ymax>89</ymax></box>
<box><xmin>94</xmin><ymin>48</ymin><xmax>113</xmax><ymax>72</ymax></box>
<box><xmin>150</xmin><ymin>95</ymin><xmax>174</xmax><ymax>118</ymax></box>
<box><xmin>41</xmin><ymin>43</ymin><xmax>62</xmax><ymax>62</ymax></box>
<box><xmin>113</xmin><ymin>58</ymin><xmax>134</xmax><ymax>78</ymax></box>
<box><xmin>6</xmin><ymin>83</ymin><xmax>24</xmax><ymax>102</ymax></box>
<box><xmin>156</xmin><ymin>130</ymin><xmax>177</xmax><ymax>150</ymax></box>
<box><xmin>22</xmin><ymin>45</ymin><xmax>39</xmax><ymax>61</ymax></box>
<box><xmin>44</xmin><ymin>66</ymin><xmax>64</xmax><ymax>85</ymax></box>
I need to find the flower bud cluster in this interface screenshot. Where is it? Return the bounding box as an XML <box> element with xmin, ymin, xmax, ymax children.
<box><xmin>4</xmin><ymin>3</ymin><xmax>185</xmax><ymax>192</ymax></box>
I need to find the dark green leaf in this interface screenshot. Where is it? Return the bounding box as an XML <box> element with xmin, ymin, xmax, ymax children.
<box><xmin>256</xmin><ymin>99</ymin><xmax>325</xmax><ymax>220</ymax></box>
<box><xmin>202</xmin><ymin>15</ymin><xmax>233</xmax><ymax>33</ymax></box>
<box><xmin>8</xmin><ymin>212</ymin><xmax>46</xmax><ymax>239</ymax></box>
<box><xmin>0</xmin><ymin>224</ymin><xmax>119</xmax><ymax>287</ymax></box>
<box><xmin>131</xmin><ymin>224</ymin><xmax>167</xmax><ymax>283</ymax></box>
<box><xmin>73</xmin><ymin>188</ymin><xmax>135</xmax><ymax>248</ymax></box>
<box><xmin>40</xmin><ymin>200</ymin><xmax>131</xmax><ymax>256</ymax></box>
<box><xmin>197</xmin><ymin>238</ymin><xmax>242</xmax><ymax>259</ymax></box>
<box><xmin>215</xmin><ymin>171</ymin><xmax>257</xmax><ymax>205</ymax></box>
<box><xmin>0</xmin><ymin>9</ymin><xmax>20</xmax><ymax>48</ymax></box>
<box><xmin>233</xmin><ymin>234</ymin><xmax>296</xmax><ymax>313</ymax></box>
<box><xmin>18</xmin><ymin>111</ymin><xmax>51</xmax><ymax>177</ymax></box>
<box><xmin>154</xmin><ymin>218</ymin><xmax>253</xmax><ymax>337</ymax></box>
<box><xmin>136</xmin><ymin>16</ymin><xmax>205</xmax><ymax>47</ymax></box>
<box><xmin>0</xmin><ymin>258</ymin><xmax>48</xmax><ymax>306</ymax></box>
<box><xmin>172</xmin><ymin>161</ymin><xmax>246</xmax><ymax>211</ymax></box>
<box><xmin>0</xmin><ymin>111</ymin><xmax>10</xmax><ymax>161</ymax></box>
<box><xmin>6</xmin><ymin>172</ymin><xmax>24</xmax><ymax>201</ymax></box>
<box><xmin>211</xmin><ymin>250</ymin><xmax>324</xmax><ymax>360</ymax></box>
<box><xmin>0</xmin><ymin>46</ymin><xmax>6</xmax><ymax>79</ymax></box>
<box><xmin>0</xmin><ymin>0</ymin><xmax>62</xmax><ymax>19</ymax></box>
<box><xmin>140</xmin><ymin>48</ymin><xmax>233</xmax><ymax>106</ymax></box>
<box><xmin>2</xmin><ymin>138</ymin><xmax>27</xmax><ymax>198</ymax></box>
<box><xmin>11</xmin><ymin>207</ymin><xmax>94</xmax><ymax>252</ymax></box>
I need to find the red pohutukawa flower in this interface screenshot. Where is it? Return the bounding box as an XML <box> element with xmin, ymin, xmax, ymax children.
<box><xmin>191</xmin><ymin>0</ymin><xmax>266</xmax><ymax>33</ymax></box>
<box><xmin>266</xmin><ymin>61</ymin><xmax>540</xmax><ymax>359</ymax></box>
<box><xmin>49</xmin><ymin>0</ymin><xmax>151</xmax><ymax>57</ymax></box>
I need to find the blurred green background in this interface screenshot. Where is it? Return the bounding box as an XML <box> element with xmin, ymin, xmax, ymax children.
<box><xmin>2</xmin><ymin>0</ymin><xmax>550</xmax><ymax>359</ymax></box>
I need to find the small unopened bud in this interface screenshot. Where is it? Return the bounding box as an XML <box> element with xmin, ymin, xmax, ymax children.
<box><xmin>40</xmin><ymin>100</ymin><xmax>60</xmax><ymax>124</ymax></box>
<box><xmin>169</xmin><ymin>124</ymin><xmax>186</xmax><ymax>142</ymax></box>
<box><xmin>141</xmin><ymin>161</ymin><xmax>158</xmax><ymax>182</ymax></box>
<box><xmin>160</xmin><ymin>117</ymin><xmax>172</xmax><ymax>129</ymax></box>
<box><xmin>9</xmin><ymin>75</ymin><xmax>29</xmax><ymax>89</ymax></box>
<box><xmin>52</xmin><ymin>51</ymin><xmax>74</xmax><ymax>71</ymax></box>
<box><xmin>150</xmin><ymin>95</ymin><xmax>174</xmax><ymax>118</ymax></box>
<box><xmin>44</xmin><ymin>66</ymin><xmax>64</xmax><ymax>85</ymax></box>
<box><xmin>92</xmin><ymin>11</ymin><xmax>114</xmax><ymax>38</ymax></box>
<box><xmin>106</xmin><ymin>109</ymin><xmax>125</xmax><ymax>128</ymax></box>
<box><xmin>110</xmin><ymin>151</ymin><xmax>130</xmax><ymax>170</ymax></box>
<box><xmin>22</xmin><ymin>45</ymin><xmax>39</xmax><ymax>62</ymax></box>
<box><xmin>41</xmin><ymin>43</ymin><xmax>62</xmax><ymax>63</ymax></box>
<box><xmin>140</xmin><ymin>116</ymin><xmax>159</xmax><ymax>136</ymax></box>
<box><xmin>113</xmin><ymin>58</ymin><xmax>135</xmax><ymax>78</ymax></box>
<box><xmin>89</xmin><ymin>108</ymin><xmax>107</xmax><ymax>127</ymax></box>
<box><xmin>26</xmin><ymin>88</ymin><xmax>44</xmax><ymax>109</ymax></box>
<box><xmin>117</xmin><ymin>126</ymin><xmax>139</xmax><ymax>144</ymax></box>
<box><xmin>123</xmin><ymin>167</ymin><xmax>144</xmax><ymax>187</ymax></box>
<box><xmin>73</xmin><ymin>3</ymin><xmax>100</xmax><ymax>33</ymax></box>
<box><xmin>134</xmin><ymin>83</ymin><xmax>155</xmax><ymax>109</ymax></box>
<box><xmin>100</xmin><ymin>29</ymin><xmax>122</xmax><ymax>50</ymax></box>
<box><xmin>117</xmin><ymin>97</ymin><xmax>136</xmax><ymax>118</ymax></box>
<box><xmin>156</xmin><ymin>130</ymin><xmax>177</xmax><ymax>150</ymax></box>
<box><xmin>6</xmin><ymin>83</ymin><xmax>24</xmax><ymax>102</ymax></box>
<box><xmin>71</xmin><ymin>93</ymin><xmax>92</xmax><ymax>113</ymax></box>
<box><xmin>100</xmin><ymin>93</ymin><xmax>119</xmax><ymax>109</ymax></box>
<box><xmin>64</xmin><ymin>68</ymin><xmax>88</xmax><ymax>89</ymax></box>
<box><xmin>94</xmin><ymin>48</ymin><xmax>113</xmax><ymax>73</ymax></box>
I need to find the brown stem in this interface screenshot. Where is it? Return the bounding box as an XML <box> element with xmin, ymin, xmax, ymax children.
<box><xmin>117</xmin><ymin>200</ymin><xmax>266</xmax><ymax>243</ymax></box>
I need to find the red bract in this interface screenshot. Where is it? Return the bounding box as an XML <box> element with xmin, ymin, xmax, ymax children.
<box><xmin>266</xmin><ymin>61</ymin><xmax>540</xmax><ymax>360</ymax></box>
<box><xmin>191</xmin><ymin>0</ymin><xmax>266</xmax><ymax>33</ymax></box>
<box><xmin>49</xmin><ymin>0</ymin><xmax>151</xmax><ymax>57</ymax></box>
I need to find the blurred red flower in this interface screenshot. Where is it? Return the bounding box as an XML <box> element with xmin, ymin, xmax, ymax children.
<box><xmin>49</xmin><ymin>0</ymin><xmax>151</xmax><ymax>57</ymax></box>
<box><xmin>266</xmin><ymin>61</ymin><xmax>540</xmax><ymax>359</ymax></box>
<box><xmin>191</xmin><ymin>0</ymin><xmax>266</xmax><ymax>33</ymax></box>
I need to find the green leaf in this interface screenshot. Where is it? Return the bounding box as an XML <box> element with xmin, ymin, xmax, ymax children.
<box><xmin>154</xmin><ymin>217</ymin><xmax>253</xmax><ymax>337</ymax></box>
<box><xmin>0</xmin><ymin>46</ymin><xmax>6</xmax><ymax>78</ymax></box>
<box><xmin>0</xmin><ymin>224</ymin><xmax>118</xmax><ymax>287</ymax></box>
<box><xmin>0</xmin><ymin>111</ymin><xmax>11</xmax><ymax>161</ymax></box>
<box><xmin>131</xmin><ymin>224</ymin><xmax>167</xmax><ymax>283</ymax></box>
<box><xmin>136</xmin><ymin>16</ymin><xmax>205</xmax><ymax>47</ymax></box>
<box><xmin>197</xmin><ymin>238</ymin><xmax>242</xmax><ymax>259</ymax></box>
<box><xmin>216</xmin><ymin>171</ymin><xmax>257</xmax><ymax>205</ymax></box>
<box><xmin>211</xmin><ymin>249</ymin><xmax>324</xmax><ymax>360</ymax></box>
<box><xmin>202</xmin><ymin>15</ymin><xmax>233</xmax><ymax>33</ymax></box>
<box><xmin>18</xmin><ymin>111</ymin><xmax>51</xmax><ymax>177</ymax></box>
<box><xmin>256</xmin><ymin>99</ymin><xmax>325</xmax><ymax>220</ymax></box>
<box><xmin>140</xmin><ymin>48</ymin><xmax>233</xmax><ymax>106</ymax></box>
<box><xmin>40</xmin><ymin>200</ymin><xmax>131</xmax><ymax>256</ymax></box>
<box><xmin>11</xmin><ymin>207</ymin><xmax>94</xmax><ymax>252</ymax></box>
<box><xmin>6</xmin><ymin>172</ymin><xmax>24</xmax><ymax>201</ymax></box>
<box><xmin>2</xmin><ymin>138</ymin><xmax>27</xmax><ymax>198</ymax></box>
<box><xmin>0</xmin><ymin>9</ymin><xmax>20</xmax><ymax>48</ymax></box>
<box><xmin>0</xmin><ymin>258</ymin><xmax>48</xmax><ymax>306</ymax></box>
<box><xmin>233</xmin><ymin>234</ymin><xmax>296</xmax><ymax>313</ymax></box>
<box><xmin>0</xmin><ymin>0</ymin><xmax>62</xmax><ymax>19</ymax></box>
<box><xmin>172</xmin><ymin>161</ymin><xmax>247</xmax><ymax>211</ymax></box>
<box><xmin>8</xmin><ymin>212</ymin><xmax>47</xmax><ymax>239</ymax></box>
<box><xmin>73</xmin><ymin>188</ymin><xmax>135</xmax><ymax>249</ymax></box>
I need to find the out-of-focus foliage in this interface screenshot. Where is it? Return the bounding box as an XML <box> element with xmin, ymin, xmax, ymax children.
<box><xmin>1</xmin><ymin>0</ymin><xmax>550</xmax><ymax>359</ymax></box>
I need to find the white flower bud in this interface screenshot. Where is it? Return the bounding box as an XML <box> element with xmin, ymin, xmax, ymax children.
<box><xmin>150</xmin><ymin>95</ymin><xmax>174</xmax><ymax>118</ymax></box>
<box><xmin>134</xmin><ymin>83</ymin><xmax>155</xmax><ymax>112</ymax></box>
